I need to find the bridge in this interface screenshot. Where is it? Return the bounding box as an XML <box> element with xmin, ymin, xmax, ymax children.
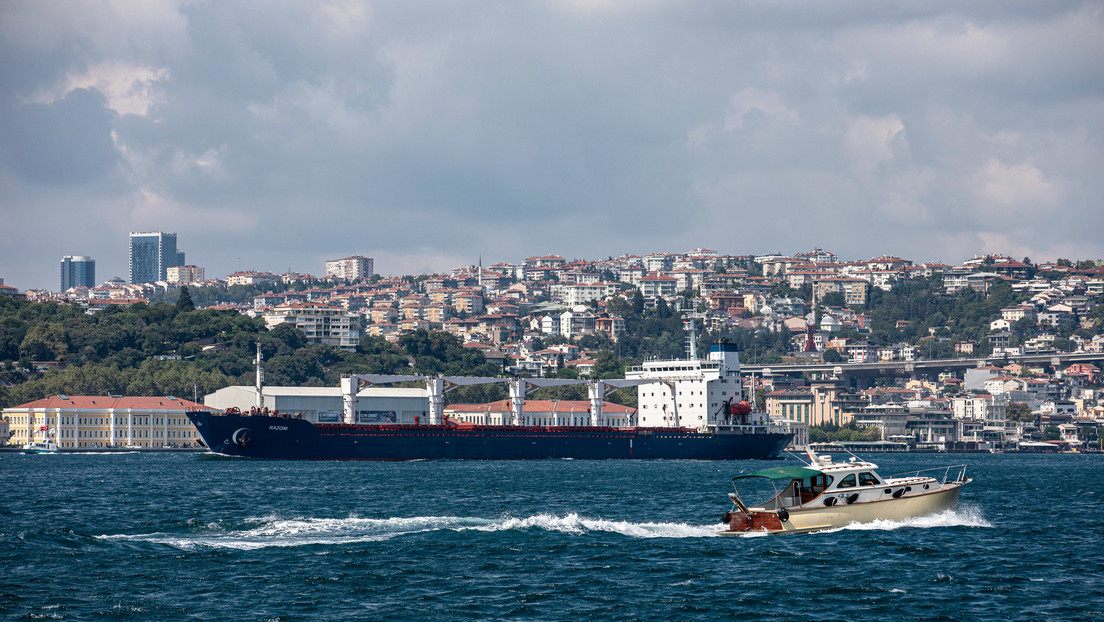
<box><xmin>741</xmin><ymin>351</ymin><xmax>1104</xmax><ymax>381</ymax></box>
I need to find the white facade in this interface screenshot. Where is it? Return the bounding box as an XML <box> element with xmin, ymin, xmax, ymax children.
<box><xmin>325</xmin><ymin>256</ymin><xmax>374</xmax><ymax>281</ymax></box>
<box><xmin>166</xmin><ymin>265</ymin><xmax>205</xmax><ymax>283</ymax></box>
<box><xmin>627</xmin><ymin>343</ymin><xmax>756</xmax><ymax>429</ymax></box>
<box><xmin>264</xmin><ymin>302</ymin><xmax>361</xmax><ymax>350</ymax></box>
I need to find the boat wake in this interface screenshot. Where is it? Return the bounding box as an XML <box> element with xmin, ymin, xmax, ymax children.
<box><xmin>824</xmin><ymin>505</ymin><xmax>991</xmax><ymax>533</ymax></box>
<box><xmin>98</xmin><ymin>513</ymin><xmax>720</xmax><ymax>550</ymax></box>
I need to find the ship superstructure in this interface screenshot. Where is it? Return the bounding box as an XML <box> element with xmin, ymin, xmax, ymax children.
<box><xmin>628</xmin><ymin>342</ymin><xmax>758</xmax><ymax>429</ymax></box>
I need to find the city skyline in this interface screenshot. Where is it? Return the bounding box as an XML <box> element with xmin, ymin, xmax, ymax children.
<box><xmin>2</xmin><ymin>2</ymin><xmax>1103</xmax><ymax>291</ymax></box>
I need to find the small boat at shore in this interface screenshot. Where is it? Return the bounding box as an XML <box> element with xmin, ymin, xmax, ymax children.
<box><xmin>22</xmin><ymin>436</ymin><xmax>59</xmax><ymax>454</ymax></box>
<box><xmin>22</xmin><ymin>426</ymin><xmax>59</xmax><ymax>454</ymax></box>
<box><xmin>720</xmin><ymin>449</ymin><xmax>970</xmax><ymax>535</ymax></box>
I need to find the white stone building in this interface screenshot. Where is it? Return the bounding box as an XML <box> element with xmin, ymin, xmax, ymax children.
<box><xmin>264</xmin><ymin>301</ymin><xmax>361</xmax><ymax>350</ymax></box>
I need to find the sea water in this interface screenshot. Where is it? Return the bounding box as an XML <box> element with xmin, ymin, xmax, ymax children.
<box><xmin>1</xmin><ymin>452</ymin><xmax>1101</xmax><ymax>621</ymax></box>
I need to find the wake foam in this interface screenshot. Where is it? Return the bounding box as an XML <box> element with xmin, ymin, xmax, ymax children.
<box><xmin>824</xmin><ymin>505</ymin><xmax>991</xmax><ymax>533</ymax></box>
<box><xmin>98</xmin><ymin>513</ymin><xmax>721</xmax><ymax>550</ymax></box>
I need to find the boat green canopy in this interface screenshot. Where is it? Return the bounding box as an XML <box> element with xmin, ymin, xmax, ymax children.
<box><xmin>733</xmin><ymin>466</ymin><xmax>822</xmax><ymax>481</ymax></box>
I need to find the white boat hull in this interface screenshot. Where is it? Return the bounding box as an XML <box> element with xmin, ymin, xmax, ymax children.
<box><xmin>721</xmin><ymin>480</ymin><xmax>967</xmax><ymax>535</ymax></box>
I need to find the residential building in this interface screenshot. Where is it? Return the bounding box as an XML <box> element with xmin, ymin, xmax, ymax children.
<box><xmin>264</xmin><ymin>302</ymin><xmax>362</xmax><ymax>350</ymax></box>
<box><xmin>813</xmin><ymin>277</ymin><xmax>869</xmax><ymax>306</ymax></box>
<box><xmin>639</xmin><ymin>273</ymin><xmax>678</xmax><ymax>299</ymax></box>
<box><xmin>227</xmin><ymin>271</ymin><xmax>278</xmax><ymax>287</ymax></box>
<box><xmin>166</xmin><ymin>265</ymin><xmax>205</xmax><ymax>284</ymax></box>
<box><xmin>325</xmin><ymin>256</ymin><xmax>375</xmax><ymax>281</ymax></box>
<box><xmin>60</xmin><ymin>255</ymin><xmax>96</xmax><ymax>291</ymax></box>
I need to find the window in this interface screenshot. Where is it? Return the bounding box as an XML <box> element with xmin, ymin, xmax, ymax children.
<box><xmin>837</xmin><ymin>474</ymin><xmax>857</xmax><ymax>489</ymax></box>
<box><xmin>858</xmin><ymin>472</ymin><xmax>880</xmax><ymax>486</ymax></box>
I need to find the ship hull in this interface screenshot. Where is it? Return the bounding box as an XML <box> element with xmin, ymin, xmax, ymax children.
<box><xmin>187</xmin><ymin>412</ymin><xmax>792</xmax><ymax>461</ymax></box>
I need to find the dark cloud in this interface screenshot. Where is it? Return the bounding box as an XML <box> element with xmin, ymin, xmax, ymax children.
<box><xmin>1</xmin><ymin>1</ymin><xmax>1102</xmax><ymax>289</ymax></box>
<box><xmin>1</xmin><ymin>88</ymin><xmax>119</xmax><ymax>184</ymax></box>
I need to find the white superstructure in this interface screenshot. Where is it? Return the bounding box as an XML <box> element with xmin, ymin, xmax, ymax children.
<box><xmin>628</xmin><ymin>342</ymin><xmax>761</xmax><ymax>428</ymax></box>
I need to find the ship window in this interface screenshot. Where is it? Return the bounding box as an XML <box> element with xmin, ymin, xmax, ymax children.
<box><xmin>858</xmin><ymin>472</ymin><xmax>881</xmax><ymax>486</ymax></box>
<box><xmin>836</xmin><ymin>474</ymin><xmax>857</xmax><ymax>489</ymax></box>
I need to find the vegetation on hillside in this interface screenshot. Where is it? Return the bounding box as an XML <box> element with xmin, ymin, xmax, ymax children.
<box><xmin>3</xmin><ymin>270</ymin><xmax>1103</xmax><ymax>410</ymax></box>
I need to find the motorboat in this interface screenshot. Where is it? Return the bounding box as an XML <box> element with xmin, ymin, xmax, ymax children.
<box><xmin>720</xmin><ymin>448</ymin><xmax>970</xmax><ymax>535</ymax></box>
<box><xmin>22</xmin><ymin>426</ymin><xmax>59</xmax><ymax>454</ymax></box>
<box><xmin>22</xmin><ymin>438</ymin><xmax>59</xmax><ymax>454</ymax></box>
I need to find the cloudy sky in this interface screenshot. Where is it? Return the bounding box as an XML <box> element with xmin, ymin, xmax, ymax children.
<box><xmin>2</xmin><ymin>1</ymin><xmax>1103</xmax><ymax>290</ymax></box>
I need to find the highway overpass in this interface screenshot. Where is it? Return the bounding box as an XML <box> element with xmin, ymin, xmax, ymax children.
<box><xmin>741</xmin><ymin>351</ymin><xmax>1104</xmax><ymax>381</ymax></box>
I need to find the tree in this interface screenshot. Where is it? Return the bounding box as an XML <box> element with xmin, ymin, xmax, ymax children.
<box><xmin>822</xmin><ymin>349</ymin><xmax>843</xmax><ymax>363</ymax></box>
<box><xmin>1007</xmin><ymin>402</ymin><xmax>1034</xmax><ymax>423</ymax></box>
<box><xmin>176</xmin><ymin>286</ymin><xmax>195</xmax><ymax>312</ymax></box>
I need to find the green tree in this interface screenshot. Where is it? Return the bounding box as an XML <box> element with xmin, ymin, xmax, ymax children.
<box><xmin>20</xmin><ymin>322</ymin><xmax>68</xmax><ymax>361</ymax></box>
<box><xmin>176</xmin><ymin>286</ymin><xmax>195</xmax><ymax>311</ymax></box>
<box><xmin>1007</xmin><ymin>402</ymin><xmax>1034</xmax><ymax>423</ymax></box>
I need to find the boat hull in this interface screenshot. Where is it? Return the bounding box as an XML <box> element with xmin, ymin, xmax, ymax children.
<box><xmin>721</xmin><ymin>482</ymin><xmax>967</xmax><ymax>535</ymax></box>
<box><xmin>187</xmin><ymin>411</ymin><xmax>793</xmax><ymax>460</ymax></box>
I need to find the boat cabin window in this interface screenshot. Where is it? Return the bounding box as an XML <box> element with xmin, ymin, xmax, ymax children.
<box><xmin>795</xmin><ymin>474</ymin><xmax>831</xmax><ymax>503</ymax></box>
<box><xmin>858</xmin><ymin>472</ymin><xmax>881</xmax><ymax>486</ymax></box>
<box><xmin>836</xmin><ymin>473</ymin><xmax>857</xmax><ymax>489</ymax></box>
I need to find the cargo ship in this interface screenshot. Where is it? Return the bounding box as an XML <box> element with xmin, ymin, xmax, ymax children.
<box><xmin>186</xmin><ymin>339</ymin><xmax>793</xmax><ymax>461</ymax></box>
<box><xmin>185</xmin><ymin>411</ymin><xmax>792</xmax><ymax>460</ymax></box>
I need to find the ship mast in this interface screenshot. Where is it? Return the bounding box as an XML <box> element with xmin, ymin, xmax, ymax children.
<box><xmin>684</xmin><ymin>315</ymin><xmax>700</xmax><ymax>361</ymax></box>
<box><xmin>254</xmin><ymin>341</ymin><xmax>264</xmax><ymax>409</ymax></box>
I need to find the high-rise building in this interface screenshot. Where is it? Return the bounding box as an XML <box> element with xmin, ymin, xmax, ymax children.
<box><xmin>60</xmin><ymin>255</ymin><xmax>96</xmax><ymax>291</ymax></box>
<box><xmin>324</xmin><ymin>256</ymin><xmax>374</xmax><ymax>281</ymax></box>
<box><xmin>129</xmin><ymin>232</ymin><xmax>183</xmax><ymax>284</ymax></box>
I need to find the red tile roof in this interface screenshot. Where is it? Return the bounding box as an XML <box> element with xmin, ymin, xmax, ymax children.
<box><xmin>8</xmin><ymin>395</ymin><xmax>210</xmax><ymax>411</ymax></box>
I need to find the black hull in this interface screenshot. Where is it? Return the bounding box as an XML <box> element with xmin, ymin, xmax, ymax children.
<box><xmin>187</xmin><ymin>412</ymin><xmax>792</xmax><ymax>461</ymax></box>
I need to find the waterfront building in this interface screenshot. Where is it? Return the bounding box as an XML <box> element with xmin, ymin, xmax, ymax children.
<box><xmin>325</xmin><ymin>256</ymin><xmax>374</xmax><ymax>281</ymax></box>
<box><xmin>3</xmin><ymin>395</ymin><xmax>206</xmax><ymax>449</ymax></box>
<box><xmin>129</xmin><ymin>232</ymin><xmax>183</xmax><ymax>284</ymax></box>
<box><xmin>60</xmin><ymin>255</ymin><xmax>96</xmax><ymax>291</ymax></box>
<box><xmin>764</xmin><ymin>379</ymin><xmax>869</xmax><ymax>427</ymax></box>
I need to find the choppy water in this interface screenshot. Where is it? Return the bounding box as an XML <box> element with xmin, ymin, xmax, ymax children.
<box><xmin>1</xmin><ymin>452</ymin><xmax>1102</xmax><ymax>621</ymax></box>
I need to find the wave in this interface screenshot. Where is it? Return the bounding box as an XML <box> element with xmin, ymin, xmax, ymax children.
<box><xmin>97</xmin><ymin>513</ymin><xmax>721</xmax><ymax>550</ymax></box>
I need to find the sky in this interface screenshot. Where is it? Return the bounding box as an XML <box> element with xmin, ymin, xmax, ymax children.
<box><xmin>2</xmin><ymin>1</ymin><xmax>1103</xmax><ymax>291</ymax></box>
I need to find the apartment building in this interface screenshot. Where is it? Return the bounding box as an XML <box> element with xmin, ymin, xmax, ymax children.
<box><xmin>264</xmin><ymin>301</ymin><xmax>362</xmax><ymax>350</ymax></box>
<box><xmin>325</xmin><ymin>256</ymin><xmax>374</xmax><ymax>281</ymax></box>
